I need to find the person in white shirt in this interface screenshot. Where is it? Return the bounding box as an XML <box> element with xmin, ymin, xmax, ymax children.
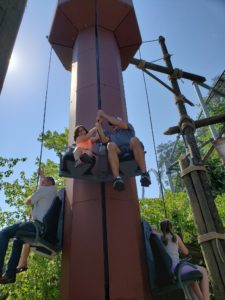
<box><xmin>0</xmin><ymin>169</ymin><xmax>57</xmax><ymax>284</ymax></box>
<box><xmin>160</xmin><ymin>220</ymin><xmax>210</xmax><ymax>300</ymax></box>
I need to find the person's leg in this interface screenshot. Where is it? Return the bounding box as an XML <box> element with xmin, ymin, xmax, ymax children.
<box><xmin>130</xmin><ymin>137</ymin><xmax>151</xmax><ymax>187</ymax></box>
<box><xmin>85</xmin><ymin>150</ymin><xmax>93</xmax><ymax>157</ymax></box>
<box><xmin>0</xmin><ymin>231</ymin><xmax>10</xmax><ymax>276</ymax></box>
<box><xmin>130</xmin><ymin>137</ymin><xmax>146</xmax><ymax>172</ymax></box>
<box><xmin>190</xmin><ymin>281</ymin><xmax>204</xmax><ymax>300</ymax></box>
<box><xmin>107</xmin><ymin>142</ymin><xmax>124</xmax><ymax>191</ymax></box>
<box><xmin>73</xmin><ymin>147</ymin><xmax>82</xmax><ymax>161</ymax></box>
<box><xmin>5</xmin><ymin>238</ymin><xmax>24</xmax><ymax>278</ymax></box>
<box><xmin>0</xmin><ymin>223</ymin><xmax>22</xmax><ymax>276</ymax></box>
<box><xmin>80</xmin><ymin>150</ymin><xmax>93</xmax><ymax>163</ymax></box>
<box><xmin>198</xmin><ymin>266</ymin><xmax>210</xmax><ymax>300</ymax></box>
<box><xmin>107</xmin><ymin>142</ymin><xmax>121</xmax><ymax>177</ymax></box>
<box><xmin>17</xmin><ymin>244</ymin><xmax>30</xmax><ymax>269</ymax></box>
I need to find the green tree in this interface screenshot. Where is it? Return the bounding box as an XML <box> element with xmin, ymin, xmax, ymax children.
<box><xmin>38</xmin><ymin>128</ymin><xmax>69</xmax><ymax>156</ymax></box>
<box><xmin>0</xmin><ymin>157</ymin><xmax>26</xmax><ymax>190</ymax></box>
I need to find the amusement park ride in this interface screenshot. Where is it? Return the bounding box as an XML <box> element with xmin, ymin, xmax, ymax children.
<box><xmin>1</xmin><ymin>0</ymin><xmax>225</xmax><ymax>299</ymax></box>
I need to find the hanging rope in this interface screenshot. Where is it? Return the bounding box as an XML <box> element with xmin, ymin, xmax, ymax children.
<box><xmin>94</xmin><ymin>0</ymin><xmax>102</xmax><ymax>110</ymax></box>
<box><xmin>36</xmin><ymin>45</ymin><xmax>53</xmax><ymax>189</ymax></box>
<box><xmin>138</xmin><ymin>49</ymin><xmax>167</xmax><ymax>218</ymax></box>
<box><xmin>94</xmin><ymin>2</ymin><xmax>110</xmax><ymax>299</ymax></box>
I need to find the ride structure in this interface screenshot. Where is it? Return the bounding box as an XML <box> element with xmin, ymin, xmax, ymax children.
<box><xmin>49</xmin><ymin>1</ymin><xmax>150</xmax><ymax>299</ymax></box>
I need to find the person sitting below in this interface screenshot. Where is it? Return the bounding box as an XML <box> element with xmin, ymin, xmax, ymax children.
<box><xmin>73</xmin><ymin>125</ymin><xmax>99</xmax><ymax>167</ymax></box>
<box><xmin>96</xmin><ymin>109</ymin><xmax>151</xmax><ymax>192</ymax></box>
<box><xmin>159</xmin><ymin>219</ymin><xmax>210</xmax><ymax>300</ymax></box>
<box><xmin>0</xmin><ymin>169</ymin><xmax>57</xmax><ymax>284</ymax></box>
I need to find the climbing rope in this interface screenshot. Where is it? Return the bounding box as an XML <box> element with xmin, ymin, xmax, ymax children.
<box><xmin>138</xmin><ymin>49</ymin><xmax>167</xmax><ymax>218</ymax></box>
<box><xmin>36</xmin><ymin>45</ymin><xmax>53</xmax><ymax>189</ymax></box>
<box><xmin>94</xmin><ymin>1</ymin><xmax>110</xmax><ymax>299</ymax></box>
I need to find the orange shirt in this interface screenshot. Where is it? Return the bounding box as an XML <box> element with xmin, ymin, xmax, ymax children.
<box><xmin>76</xmin><ymin>139</ymin><xmax>92</xmax><ymax>150</ymax></box>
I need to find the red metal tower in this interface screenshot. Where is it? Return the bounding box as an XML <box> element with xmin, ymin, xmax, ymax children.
<box><xmin>49</xmin><ymin>1</ymin><xmax>150</xmax><ymax>299</ymax></box>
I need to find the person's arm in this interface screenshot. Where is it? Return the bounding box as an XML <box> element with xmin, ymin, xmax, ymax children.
<box><xmin>95</xmin><ymin>121</ymin><xmax>109</xmax><ymax>144</ymax></box>
<box><xmin>38</xmin><ymin>168</ymin><xmax>45</xmax><ymax>186</ymax></box>
<box><xmin>76</xmin><ymin>127</ymin><xmax>97</xmax><ymax>143</ymax></box>
<box><xmin>96</xmin><ymin>110</ymin><xmax>128</xmax><ymax>129</ymax></box>
<box><xmin>26</xmin><ymin>196</ymin><xmax>32</xmax><ymax>205</ymax></box>
<box><xmin>26</xmin><ymin>186</ymin><xmax>47</xmax><ymax>206</ymax></box>
<box><xmin>176</xmin><ymin>234</ymin><xmax>189</xmax><ymax>256</ymax></box>
<box><xmin>90</xmin><ymin>131</ymin><xmax>100</xmax><ymax>143</ymax></box>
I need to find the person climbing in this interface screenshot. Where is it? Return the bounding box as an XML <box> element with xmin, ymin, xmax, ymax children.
<box><xmin>159</xmin><ymin>219</ymin><xmax>210</xmax><ymax>300</ymax></box>
<box><xmin>96</xmin><ymin>109</ymin><xmax>151</xmax><ymax>192</ymax></box>
<box><xmin>0</xmin><ymin>169</ymin><xmax>57</xmax><ymax>284</ymax></box>
<box><xmin>73</xmin><ymin>125</ymin><xmax>99</xmax><ymax>167</ymax></box>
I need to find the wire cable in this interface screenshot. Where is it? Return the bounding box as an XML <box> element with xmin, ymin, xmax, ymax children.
<box><xmin>138</xmin><ymin>49</ymin><xmax>167</xmax><ymax>218</ymax></box>
<box><xmin>36</xmin><ymin>46</ymin><xmax>53</xmax><ymax>189</ymax></box>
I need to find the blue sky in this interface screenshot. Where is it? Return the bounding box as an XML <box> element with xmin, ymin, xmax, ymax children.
<box><xmin>0</xmin><ymin>0</ymin><xmax>225</xmax><ymax>204</ymax></box>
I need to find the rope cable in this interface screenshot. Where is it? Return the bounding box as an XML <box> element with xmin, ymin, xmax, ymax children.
<box><xmin>138</xmin><ymin>49</ymin><xmax>167</xmax><ymax>218</ymax></box>
<box><xmin>95</xmin><ymin>2</ymin><xmax>110</xmax><ymax>300</ymax></box>
<box><xmin>36</xmin><ymin>46</ymin><xmax>53</xmax><ymax>189</ymax></box>
<box><xmin>95</xmin><ymin>0</ymin><xmax>102</xmax><ymax>110</ymax></box>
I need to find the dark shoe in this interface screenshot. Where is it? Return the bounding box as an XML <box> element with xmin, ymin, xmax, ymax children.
<box><xmin>16</xmin><ymin>266</ymin><xmax>28</xmax><ymax>273</ymax></box>
<box><xmin>140</xmin><ymin>172</ymin><xmax>151</xmax><ymax>187</ymax></box>
<box><xmin>0</xmin><ymin>274</ymin><xmax>16</xmax><ymax>284</ymax></box>
<box><xmin>80</xmin><ymin>153</ymin><xmax>92</xmax><ymax>163</ymax></box>
<box><xmin>113</xmin><ymin>177</ymin><xmax>125</xmax><ymax>192</ymax></box>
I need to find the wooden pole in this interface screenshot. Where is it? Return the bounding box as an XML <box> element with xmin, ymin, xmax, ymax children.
<box><xmin>164</xmin><ymin>113</ymin><xmax>225</xmax><ymax>135</ymax></box>
<box><xmin>130</xmin><ymin>57</ymin><xmax>206</xmax><ymax>83</ymax></box>
<box><xmin>179</xmin><ymin>156</ymin><xmax>225</xmax><ymax>298</ymax></box>
<box><xmin>158</xmin><ymin>36</ymin><xmax>225</xmax><ymax>299</ymax></box>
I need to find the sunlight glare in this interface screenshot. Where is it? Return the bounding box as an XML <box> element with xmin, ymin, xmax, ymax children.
<box><xmin>8</xmin><ymin>53</ymin><xmax>18</xmax><ymax>71</ymax></box>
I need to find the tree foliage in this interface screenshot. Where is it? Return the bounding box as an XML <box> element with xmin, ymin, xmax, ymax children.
<box><xmin>0</xmin><ymin>157</ymin><xmax>26</xmax><ymax>191</ymax></box>
<box><xmin>38</xmin><ymin>128</ymin><xmax>69</xmax><ymax>156</ymax></box>
<box><xmin>140</xmin><ymin>191</ymin><xmax>197</xmax><ymax>242</ymax></box>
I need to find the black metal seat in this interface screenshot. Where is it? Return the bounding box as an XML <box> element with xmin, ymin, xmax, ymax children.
<box><xmin>59</xmin><ymin>143</ymin><xmax>142</xmax><ymax>181</ymax></box>
<box><xmin>141</xmin><ymin>220</ymin><xmax>202</xmax><ymax>299</ymax></box>
<box><xmin>16</xmin><ymin>189</ymin><xmax>65</xmax><ymax>258</ymax></box>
